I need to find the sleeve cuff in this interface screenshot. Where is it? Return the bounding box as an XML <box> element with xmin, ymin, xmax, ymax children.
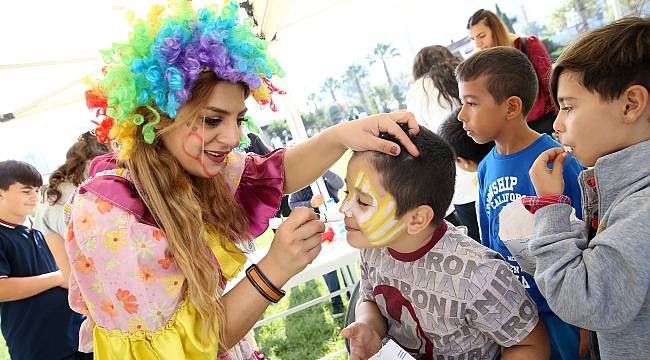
<box><xmin>521</xmin><ymin>195</ymin><xmax>572</xmax><ymax>214</ymax></box>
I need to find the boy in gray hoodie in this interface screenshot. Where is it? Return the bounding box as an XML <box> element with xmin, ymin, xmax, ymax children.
<box><xmin>525</xmin><ymin>17</ymin><xmax>650</xmax><ymax>360</ymax></box>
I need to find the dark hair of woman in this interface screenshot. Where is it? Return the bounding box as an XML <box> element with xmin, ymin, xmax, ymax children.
<box><xmin>45</xmin><ymin>131</ymin><xmax>109</xmax><ymax>205</ymax></box>
<box><xmin>412</xmin><ymin>45</ymin><xmax>462</xmax><ymax>109</ymax></box>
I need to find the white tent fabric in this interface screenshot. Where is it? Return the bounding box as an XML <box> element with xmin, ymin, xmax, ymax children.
<box><xmin>0</xmin><ymin>0</ymin><xmax>312</xmax><ymax>173</ymax></box>
<box><xmin>2</xmin><ymin>0</ymin><xmax>569</xmax><ymax>175</ymax></box>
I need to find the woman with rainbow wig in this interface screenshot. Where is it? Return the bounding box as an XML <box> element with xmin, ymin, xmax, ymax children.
<box><xmin>66</xmin><ymin>1</ymin><xmax>420</xmax><ymax>359</ymax></box>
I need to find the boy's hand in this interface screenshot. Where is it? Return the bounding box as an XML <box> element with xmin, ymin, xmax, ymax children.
<box><xmin>342</xmin><ymin>322</ymin><xmax>382</xmax><ymax>360</ymax></box>
<box><xmin>530</xmin><ymin>147</ymin><xmax>567</xmax><ymax>196</ymax></box>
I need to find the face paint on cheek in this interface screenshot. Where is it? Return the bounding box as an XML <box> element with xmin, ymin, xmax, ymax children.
<box><xmin>342</xmin><ymin>169</ymin><xmax>405</xmax><ymax>246</ymax></box>
<box><xmin>181</xmin><ymin>130</ymin><xmax>204</xmax><ymax>160</ymax></box>
<box><xmin>181</xmin><ymin>127</ymin><xmax>221</xmax><ymax>177</ymax></box>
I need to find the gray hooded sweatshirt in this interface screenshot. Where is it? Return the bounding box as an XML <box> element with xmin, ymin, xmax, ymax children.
<box><xmin>530</xmin><ymin>139</ymin><xmax>650</xmax><ymax>360</ymax></box>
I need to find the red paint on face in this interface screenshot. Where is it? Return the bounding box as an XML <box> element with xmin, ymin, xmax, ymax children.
<box><xmin>181</xmin><ymin>127</ymin><xmax>221</xmax><ymax>177</ymax></box>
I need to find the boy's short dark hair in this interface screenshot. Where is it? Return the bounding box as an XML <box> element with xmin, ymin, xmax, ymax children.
<box><xmin>0</xmin><ymin>160</ymin><xmax>43</xmax><ymax>190</ymax></box>
<box><xmin>455</xmin><ymin>46</ymin><xmax>538</xmax><ymax>117</ymax></box>
<box><xmin>550</xmin><ymin>17</ymin><xmax>650</xmax><ymax>106</ymax></box>
<box><xmin>366</xmin><ymin>125</ymin><xmax>456</xmax><ymax>225</ymax></box>
<box><xmin>438</xmin><ymin>108</ymin><xmax>495</xmax><ymax>163</ymax></box>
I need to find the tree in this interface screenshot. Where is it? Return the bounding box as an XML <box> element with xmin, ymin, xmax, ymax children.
<box><xmin>371</xmin><ymin>85</ymin><xmax>392</xmax><ymax>112</ymax></box>
<box><xmin>367</xmin><ymin>43</ymin><xmax>401</xmax><ymax>88</ymax></box>
<box><xmin>548</xmin><ymin>0</ymin><xmax>609</xmax><ymax>34</ymax></box>
<box><xmin>343</xmin><ymin>64</ymin><xmax>371</xmax><ymax>113</ymax></box>
<box><xmin>328</xmin><ymin>104</ymin><xmax>345</xmax><ymax>124</ymax></box>
<box><xmin>307</xmin><ymin>92</ymin><xmax>321</xmax><ymax>113</ymax></box>
<box><xmin>320</xmin><ymin>77</ymin><xmax>341</xmax><ymax>103</ymax></box>
<box><xmin>265</xmin><ymin>119</ymin><xmax>289</xmax><ymax>137</ymax></box>
<box><xmin>620</xmin><ymin>0</ymin><xmax>648</xmax><ymax>16</ymax></box>
<box><xmin>574</xmin><ymin>0</ymin><xmax>590</xmax><ymax>32</ymax></box>
<box><xmin>495</xmin><ymin>4</ymin><xmax>516</xmax><ymax>33</ymax></box>
<box><xmin>541</xmin><ymin>38</ymin><xmax>564</xmax><ymax>61</ymax></box>
<box><xmin>522</xmin><ymin>21</ymin><xmax>547</xmax><ymax>37</ymax></box>
<box><xmin>391</xmin><ymin>84</ymin><xmax>406</xmax><ymax>109</ymax></box>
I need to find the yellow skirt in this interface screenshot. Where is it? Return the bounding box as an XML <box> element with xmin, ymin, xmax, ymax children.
<box><xmin>93</xmin><ymin>300</ymin><xmax>218</xmax><ymax>360</ymax></box>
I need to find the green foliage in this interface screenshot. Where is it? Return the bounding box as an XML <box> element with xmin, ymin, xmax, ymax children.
<box><xmin>522</xmin><ymin>21</ymin><xmax>548</xmax><ymax>37</ymax></box>
<box><xmin>542</xmin><ymin>38</ymin><xmax>565</xmax><ymax>61</ymax></box>
<box><xmin>619</xmin><ymin>0</ymin><xmax>649</xmax><ymax>15</ymax></box>
<box><xmin>371</xmin><ymin>85</ymin><xmax>391</xmax><ymax>112</ymax></box>
<box><xmin>321</xmin><ymin>77</ymin><xmax>341</xmax><ymax>103</ymax></box>
<box><xmin>367</xmin><ymin>43</ymin><xmax>401</xmax><ymax>66</ymax></box>
<box><xmin>495</xmin><ymin>4</ymin><xmax>516</xmax><ymax>33</ymax></box>
<box><xmin>547</xmin><ymin>0</ymin><xmax>609</xmax><ymax>33</ymax></box>
<box><xmin>343</xmin><ymin>64</ymin><xmax>371</xmax><ymax>113</ymax></box>
<box><xmin>391</xmin><ymin>84</ymin><xmax>406</xmax><ymax>109</ymax></box>
<box><xmin>265</xmin><ymin>119</ymin><xmax>289</xmax><ymax>136</ymax></box>
<box><xmin>328</xmin><ymin>104</ymin><xmax>345</xmax><ymax>123</ymax></box>
<box><xmin>0</xmin><ymin>329</ymin><xmax>7</xmax><ymax>360</ymax></box>
<box><xmin>255</xmin><ymin>279</ymin><xmax>347</xmax><ymax>359</ymax></box>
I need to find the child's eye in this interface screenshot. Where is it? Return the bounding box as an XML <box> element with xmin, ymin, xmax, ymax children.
<box><xmin>203</xmin><ymin>116</ymin><xmax>222</xmax><ymax>127</ymax></box>
<box><xmin>236</xmin><ymin>118</ymin><xmax>245</xmax><ymax>127</ymax></box>
<box><xmin>357</xmin><ymin>199</ymin><xmax>369</xmax><ymax>207</ymax></box>
<box><xmin>560</xmin><ymin>106</ymin><xmax>572</xmax><ymax>113</ymax></box>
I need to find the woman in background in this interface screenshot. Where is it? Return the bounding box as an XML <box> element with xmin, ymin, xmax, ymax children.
<box><xmin>34</xmin><ymin>131</ymin><xmax>109</xmax><ymax>285</ymax></box>
<box><xmin>467</xmin><ymin>9</ymin><xmax>556</xmax><ymax>135</ymax></box>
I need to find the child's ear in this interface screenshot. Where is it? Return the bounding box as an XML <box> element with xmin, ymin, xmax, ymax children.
<box><xmin>456</xmin><ymin>157</ymin><xmax>473</xmax><ymax>172</ymax></box>
<box><xmin>621</xmin><ymin>85</ymin><xmax>649</xmax><ymax>124</ymax></box>
<box><xmin>405</xmin><ymin>205</ymin><xmax>434</xmax><ymax>235</ymax></box>
<box><xmin>505</xmin><ymin>96</ymin><xmax>523</xmax><ymax>120</ymax></box>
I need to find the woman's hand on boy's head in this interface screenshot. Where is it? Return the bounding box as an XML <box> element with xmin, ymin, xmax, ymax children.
<box><xmin>529</xmin><ymin>147</ymin><xmax>567</xmax><ymax>196</ymax></box>
<box><xmin>334</xmin><ymin>111</ymin><xmax>420</xmax><ymax>157</ymax></box>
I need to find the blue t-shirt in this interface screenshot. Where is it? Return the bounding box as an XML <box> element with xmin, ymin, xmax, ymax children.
<box><xmin>477</xmin><ymin>134</ymin><xmax>583</xmax><ymax>313</ymax></box>
<box><xmin>0</xmin><ymin>220</ymin><xmax>84</xmax><ymax>360</ymax></box>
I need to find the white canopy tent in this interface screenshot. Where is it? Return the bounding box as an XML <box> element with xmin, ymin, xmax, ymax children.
<box><xmin>0</xmin><ymin>0</ymin><xmax>364</xmax><ymax>174</ymax></box>
<box><xmin>1</xmin><ymin>0</ymin><xmax>594</xmax><ymax>174</ymax></box>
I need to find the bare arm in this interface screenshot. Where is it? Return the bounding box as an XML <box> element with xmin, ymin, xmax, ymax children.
<box><xmin>43</xmin><ymin>233</ymin><xmax>70</xmax><ymax>288</ymax></box>
<box><xmin>0</xmin><ymin>271</ymin><xmax>63</xmax><ymax>302</ymax></box>
<box><xmin>220</xmin><ymin>207</ymin><xmax>324</xmax><ymax>349</ymax></box>
<box><xmin>283</xmin><ymin>127</ymin><xmax>347</xmax><ymax>194</ymax></box>
<box><xmin>501</xmin><ymin>319</ymin><xmax>550</xmax><ymax>360</ymax></box>
<box><xmin>355</xmin><ymin>300</ymin><xmax>388</xmax><ymax>339</ymax></box>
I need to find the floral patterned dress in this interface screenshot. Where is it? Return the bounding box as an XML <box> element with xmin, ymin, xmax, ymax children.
<box><xmin>64</xmin><ymin>150</ymin><xmax>285</xmax><ymax>359</ymax></box>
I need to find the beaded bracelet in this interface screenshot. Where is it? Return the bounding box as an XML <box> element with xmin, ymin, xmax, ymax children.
<box><xmin>245</xmin><ymin>264</ymin><xmax>286</xmax><ymax>303</ymax></box>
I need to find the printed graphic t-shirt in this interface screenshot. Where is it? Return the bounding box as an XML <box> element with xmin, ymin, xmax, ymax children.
<box><xmin>360</xmin><ymin>222</ymin><xmax>538</xmax><ymax>360</ymax></box>
<box><xmin>477</xmin><ymin>134</ymin><xmax>583</xmax><ymax>312</ymax></box>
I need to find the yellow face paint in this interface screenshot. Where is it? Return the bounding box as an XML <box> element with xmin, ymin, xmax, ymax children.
<box><xmin>340</xmin><ymin>168</ymin><xmax>405</xmax><ymax>246</ymax></box>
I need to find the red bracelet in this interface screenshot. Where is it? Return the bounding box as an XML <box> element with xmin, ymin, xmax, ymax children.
<box><xmin>521</xmin><ymin>195</ymin><xmax>572</xmax><ymax>214</ymax></box>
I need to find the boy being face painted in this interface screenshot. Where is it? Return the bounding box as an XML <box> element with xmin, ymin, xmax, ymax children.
<box><xmin>340</xmin><ymin>153</ymin><xmax>406</xmax><ymax>248</ymax></box>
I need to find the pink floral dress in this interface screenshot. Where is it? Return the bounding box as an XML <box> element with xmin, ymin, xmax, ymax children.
<box><xmin>64</xmin><ymin>150</ymin><xmax>285</xmax><ymax>359</ymax></box>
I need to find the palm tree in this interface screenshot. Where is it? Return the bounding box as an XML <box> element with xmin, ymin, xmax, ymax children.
<box><xmin>367</xmin><ymin>43</ymin><xmax>400</xmax><ymax>88</ymax></box>
<box><xmin>307</xmin><ymin>92</ymin><xmax>321</xmax><ymax>113</ymax></box>
<box><xmin>573</xmin><ymin>0</ymin><xmax>590</xmax><ymax>32</ymax></box>
<box><xmin>320</xmin><ymin>77</ymin><xmax>341</xmax><ymax>103</ymax></box>
<box><xmin>343</xmin><ymin>64</ymin><xmax>370</xmax><ymax>113</ymax></box>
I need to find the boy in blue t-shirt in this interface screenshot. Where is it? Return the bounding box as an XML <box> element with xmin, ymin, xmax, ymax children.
<box><xmin>0</xmin><ymin>160</ymin><xmax>88</xmax><ymax>360</ymax></box>
<box><xmin>456</xmin><ymin>47</ymin><xmax>585</xmax><ymax>359</ymax></box>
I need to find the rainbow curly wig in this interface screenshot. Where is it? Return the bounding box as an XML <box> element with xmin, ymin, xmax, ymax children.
<box><xmin>85</xmin><ymin>0</ymin><xmax>284</xmax><ymax>158</ymax></box>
